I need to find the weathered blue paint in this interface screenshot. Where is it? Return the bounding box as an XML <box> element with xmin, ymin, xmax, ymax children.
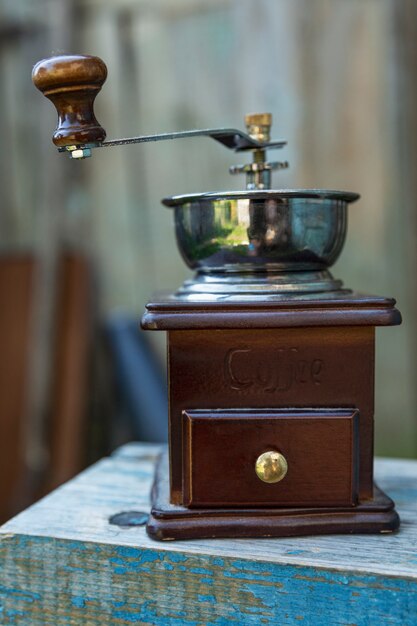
<box><xmin>198</xmin><ymin>594</ymin><xmax>217</xmax><ymax>604</ymax></box>
<box><xmin>1</xmin><ymin>533</ymin><xmax>416</xmax><ymax>625</ymax></box>
<box><xmin>0</xmin><ymin>587</ymin><xmax>41</xmax><ymax>604</ymax></box>
<box><xmin>4</xmin><ymin>609</ymin><xmax>25</xmax><ymax>620</ymax></box>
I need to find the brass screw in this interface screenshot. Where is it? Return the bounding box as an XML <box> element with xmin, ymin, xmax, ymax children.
<box><xmin>255</xmin><ymin>450</ymin><xmax>288</xmax><ymax>484</ymax></box>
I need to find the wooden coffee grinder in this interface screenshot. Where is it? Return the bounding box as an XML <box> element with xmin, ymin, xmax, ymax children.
<box><xmin>33</xmin><ymin>54</ymin><xmax>402</xmax><ymax>540</ymax></box>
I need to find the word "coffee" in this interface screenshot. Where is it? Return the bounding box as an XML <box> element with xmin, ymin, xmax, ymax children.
<box><xmin>224</xmin><ymin>346</ymin><xmax>324</xmax><ymax>392</ymax></box>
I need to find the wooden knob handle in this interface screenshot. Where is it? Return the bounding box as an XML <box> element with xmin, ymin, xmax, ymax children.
<box><xmin>32</xmin><ymin>55</ymin><xmax>107</xmax><ymax>147</ymax></box>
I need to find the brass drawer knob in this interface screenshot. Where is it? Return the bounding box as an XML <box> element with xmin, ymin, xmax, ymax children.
<box><xmin>255</xmin><ymin>451</ymin><xmax>288</xmax><ymax>484</ymax></box>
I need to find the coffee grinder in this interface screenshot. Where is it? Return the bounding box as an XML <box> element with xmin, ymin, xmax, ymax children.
<box><xmin>33</xmin><ymin>54</ymin><xmax>401</xmax><ymax>540</ymax></box>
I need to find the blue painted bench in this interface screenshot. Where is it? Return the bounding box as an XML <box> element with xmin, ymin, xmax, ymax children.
<box><xmin>1</xmin><ymin>443</ymin><xmax>416</xmax><ymax>625</ymax></box>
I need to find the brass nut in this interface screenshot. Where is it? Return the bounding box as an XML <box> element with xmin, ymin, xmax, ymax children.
<box><xmin>244</xmin><ymin>112</ymin><xmax>272</xmax><ymax>127</ymax></box>
<box><xmin>255</xmin><ymin>451</ymin><xmax>288</xmax><ymax>484</ymax></box>
<box><xmin>245</xmin><ymin>112</ymin><xmax>272</xmax><ymax>143</ymax></box>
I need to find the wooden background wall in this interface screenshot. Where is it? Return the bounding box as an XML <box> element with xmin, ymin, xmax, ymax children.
<box><xmin>0</xmin><ymin>0</ymin><xmax>416</xmax><ymax>491</ymax></box>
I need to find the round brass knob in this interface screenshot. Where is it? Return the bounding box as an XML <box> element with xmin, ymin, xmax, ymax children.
<box><xmin>255</xmin><ymin>451</ymin><xmax>288</xmax><ymax>484</ymax></box>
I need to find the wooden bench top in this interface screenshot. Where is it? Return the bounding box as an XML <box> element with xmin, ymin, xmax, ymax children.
<box><xmin>1</xmin><ymin>443</ymin><xmax>416</xmax><ymax>624</ymax></box>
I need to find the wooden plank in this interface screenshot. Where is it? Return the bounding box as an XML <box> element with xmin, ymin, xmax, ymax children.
<box><xmin>45</xmin><ymin>253</ymin><xmax>92</xmax><ymax>491</ymax></box>
<box><xmin>0</xmin><ymin>257</ymin><xmax>34</xmax><ymax>523</ymax></box>
<box><xmin>1</xmin><ymin>443</ymin><xmax>416</xmax><ymax>624</ymax></box>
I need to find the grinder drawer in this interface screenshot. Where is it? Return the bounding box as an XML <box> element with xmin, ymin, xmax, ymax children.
<box><xmin>182</xmin><ymin>408</ymin><xmax>359</xmax><ymax>507</ymax></box>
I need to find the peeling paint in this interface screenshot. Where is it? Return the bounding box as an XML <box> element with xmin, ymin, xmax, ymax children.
<box><xmin>1</xmin><ymin>534</ymin><xmax>416</xmax><ymax>625</ymax></box>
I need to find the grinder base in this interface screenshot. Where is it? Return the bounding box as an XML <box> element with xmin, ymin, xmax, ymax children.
<box><xmin>146</xmin><ymin>449</ymin><xmax>399</xmax><ymax>541</ymax></box>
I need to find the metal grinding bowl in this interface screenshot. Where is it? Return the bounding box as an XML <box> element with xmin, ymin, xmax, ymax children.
<box><xmin>163</xmin><ymin>189</ymin><xmax>359</xmax><ymax>298</ymax></box>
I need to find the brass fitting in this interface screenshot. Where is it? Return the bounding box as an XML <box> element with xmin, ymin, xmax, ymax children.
<box><xmin>245</xmin><ymin>112</ymin><xmax>272</xmax><ymax>143</ymax></box>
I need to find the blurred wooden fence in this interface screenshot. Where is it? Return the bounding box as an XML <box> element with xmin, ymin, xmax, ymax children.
<box><xmin>0</xmin><ymin>0</ymin><xmax>416</xmax><ymax>516</ymax></box>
